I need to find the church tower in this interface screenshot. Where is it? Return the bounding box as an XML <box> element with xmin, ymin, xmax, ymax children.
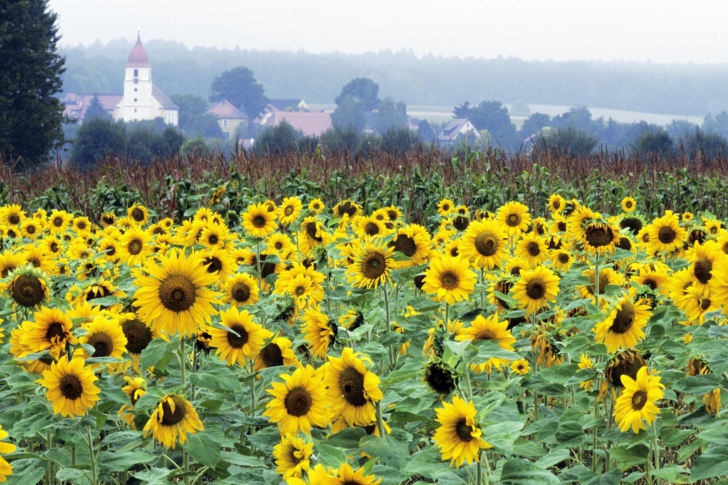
<box><xmin>117</xmin><ymin>32</ymin><xmax>153</xmax><ymax>122</ymax></box>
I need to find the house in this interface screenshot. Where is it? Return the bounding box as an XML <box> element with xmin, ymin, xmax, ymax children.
<box><xmin>268</xmin><ymin>99</ymin><xmax>309</xmax><ymax>111</ymax></box>
<box><xmin>257</xmin><ymin>110</ymin><xmax>332</xmax><ymax>137</ymax></box>
<box><xmin>437</xmin><ymin>118</ymin><xmax>481</xmax><ymax>144</ymax></box>
<box><xmin>206</xmin><ymin>99</ymin><xmax>246</xmax><ymax>138</ymax></box>
<box><xmin>62</xmin><ymin>32</ymin><xmax>179</xmax><ymax>126</ymax></box>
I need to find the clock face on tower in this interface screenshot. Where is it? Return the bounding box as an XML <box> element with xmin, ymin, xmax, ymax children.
<box><xmin>133</xmin><ymin>78</ymin><xmax>139</xmax><ymax>84</ymax></box>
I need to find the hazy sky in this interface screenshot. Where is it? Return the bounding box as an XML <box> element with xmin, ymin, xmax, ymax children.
<box><xmin>50</xmin><ymin>0</ymin><xmax>727</xmax><ymax>64</ymax></box>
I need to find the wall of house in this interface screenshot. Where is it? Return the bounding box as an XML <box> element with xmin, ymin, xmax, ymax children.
<box><xmin>115</xmin><ymin>66</ymin><xmax>153</xmax><ymax>122</ymax></box>
<box><xmin>218</xmin><ymin>118</ymin><xmax>244</xmax><ymax>138</ymax></box>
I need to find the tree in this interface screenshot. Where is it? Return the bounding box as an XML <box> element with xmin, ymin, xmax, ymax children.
<box><xmin>256</xmin><ymin>121</ymin><xmax>301</xmax><ymax>154</ymax></box>
<box><xmin>380</xmin><ymin>128</ymin><xmax>420</xmax><ymax>155</ymax></box>
<box><xmin>210</xmin><ymin>67</ymin><xmax>268</xmax><ymax>119</ymax></box>
<box><xmin>417</xmin><ymin>119</ymin><xmax>437</xmax><ymax>143</ymax></box>
<box><xmin>467</xmin><ymin>101</ymin><xmax>520</xmax><ymax>149</ymax></box>
<box><xmin>452</xmin><ymin>101</ymin><xmax>471</xmax><ymax>119</ymax></box>
<box><xmin>702</xmin><ymin>111</ymin><xmax>728</xmax><ymax>138</ymax></box>
<box><xmin>169</xmin><ymin>94</ymin><xmax>223</xmax><ymax>138</ymax></box>
<box><xmin>629</xmin><ymin>128</ymin><xmax>674</xmax><ymax>157</ymax></box>
<box><xmin>335</xmin><ymin>78</ymin><xmax>380</xmax><ymax>112</ymax></box>
<box><xmin>550</xmin><ymin>106</ymin><xmax>604</xmax><ymax>134</ymax></box>
<box><xmin>331</xmin><ymin>96</ymin><xmax>366</xmax><ymax>133</ymax></box>
<box><xmin>533</xmin><ymin>126</ymin><xmax>599</xmax><ymax>158</ymax></box>
<box><xmin>666</xmin><ymin>119</ymin><xmax>697</xmax><ymax>142</ymax></box>
<box><xmin>519</xmin><ymin>113</ymin><xmax>551</xmax><ymax>138</ymax></box>
<box><xmin>71</xmin><ymin>118</ymin><xmax>127</xmax><ymax>170</ymax></box>
<box><xmin>373</xmin><ymin>97</ymin><xmax>407</xmax><ymax>134</ymax></box>
<box><xmin>510</xmin><ymin>100</ymin><xmax>531</xmax><ymax>117</ymax></box>
<box><xmin>0</xmin><ymin>0</ymin><xmax>66</xmax><ymax>168</ymax></box>
<box><xmin>683</xmin><ymin>128</ymin><xmax>728</xmax><ymax>160</ymax></box>
<box><xmin>85</xmin><ymin>94</ymin><xmax>111</xmax><ymax>121</ymax></box>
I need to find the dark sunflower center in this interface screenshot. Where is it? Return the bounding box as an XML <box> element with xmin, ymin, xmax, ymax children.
<box><xmin>208</xmin><ymin>235</ymin><xmax>219</xmax><ymax>245</ymax></box>
<box><xmin>11</xmin><ymin>274</ymin><xmax>44</xmax><ymax>307</ymax></box>
<box><xmin>284</xmin><ymin>206</ymin><xmax>294</xmax><ymax>216</ymax></box>
<box><xmin>77</xmin><ymin>222</ymin><xmax>87</xmax><ymax>230</ymax></box>
<box><xmin>88</xmin><ymin>332</ymin><xmax>114</xmax><ymax>357</ymax></box>
<box><xmin>127</xmin><ymin>239</ymin><xmax>142</xmax><ymax>255</ymax></box>
<box><xmin>226</xmin><ymin>324</ymin><xmax>249</xmax><ymax>348</ymax></box>
<box><xmin>50</xmin><ymin>242</ymin><xmax>59</xmax><ymax>252</ymax></box>
<box><xmin>231</xmin><ymin>282</ymin><xmax>251</xmax><ymax>303</ymax></box>
<box><xmin>455</xmin><ymin>418</ymin><xmax>474</xmax><ymax>442</ymax></box>
<box><xmin>122</xmin><ymin>319</ymin><xmax>153</xmax><ymax>354</ymax></box>
<box><xmin>393</xmin><ymin>235</ymin><xmax>417</xmax><ymax>257</ymax></box>
<box><xmin>658</xmin><ymin>226</ymin><xmax>676</xmax><ymax>244</ymax></box>
<box><xmin>338</xmin><ymin>201</ymin><xmax>356</xmax><ymax>217</ymax></box>
<box><xmin>526</xmin><ymin>242</ymin><xmax>541</xmax><ymax>257</ymax></box>
<box><xmin>552</xmin><ymin>200</ymin><xmax>561</xmax><ymax>210</ymax></box>
<box><xmin>558</xmin><ymin>253</ymin><xmax>570</xmax><ymax>264</ymax></box>
<box><xmin>476</xmin><ymin>330</ymin><xmax>496</xmax><ymax>341</ymax></box>
<box><xmin>701</xmin><ymin>298</ymin><xmax>712</xmax><ymax>311</ymax></box>
<box><xmin>506</xmin><ymin>213</ymin><xmax>520</xmax><ymax>227</ymax></box>
<box><xmin>46</xmin><ymin>322</ymin><xmax>67</xmax><ymax>343</ymax></box>
<box><xmin>440</xmin><ymin>271</ymin><xmax>459</xmax><ymax>290</ymax></box>
<box><xmin>526</xmin><ymin>281</ymin><xmax>545</xmax><ymax>300</ymax></box>
<box><xmin>306</xmin><ymin>221</ymin><xmax>323</xmax><ymax>242</ymax></box>
<box><xmin>611</xmin><ymin>302</ymin><xmax>635</xmax><ymax>334</ymax></box>
<box><xmin>585</xmin><ymin>225</ymin><xmax>612</xmax><ymax>247</ymax></box>
<box><xmin>631</xmin><ymin>390</ymin><xmax>647</xmax><ymax>411</ymax></box>
<box><xmin>103</xmin><ymin>215</ymin><xmax>114</xmax><ymax>225</ymax></box>
<box><xmin>53</xmin><ymin>217</ymin><xmax>63</xmax><ymax>227</ymax></box>
<box><xmin>27</xmin><ymin>224</ymin><xmax>36</xmax><ymax>234</ymax></box>
<box><xmin>425</xmin><ymin>364</ymin><xmax>456</xmax><ymax>395</ymax></box>
<box><xmin>362</xmin><ymin>252</ymin><xmax>386</xmax><ymax>280</ymax></box>
<box><xmin>131</xmin><ymin>208</ymin><xmax>145</xmax><ymax>222</ymax></box>
<box><xmin>339</xmin><ymin>367</ymin><xmax>367</xmax><ymax>407</ymax></box>
<box><xmin>617</xmin><ymin>237</ymin><xmax>632</xmax><ymax>251</ymax></box>
<box><xmin>158</xmin><ymin>274</ymin><xmax>197</xmax><ymax>312</ymax></box>
<box><xmin>475</xmin><ymin>232</ymin><xmax>498</xmax><ymax>256</ymax></box>
<box><xmin>260</xmin><ymin>342</ymin><xmax>284</xmax><ymax>367</ymax></box>
<box><xmin>620</xmin><ymin>217</ymin><xmax>643</xmax><ymax>235</ymax></box>
<box><xmin>643</xmin><ymin>278</ymin><xmax>657</xmax><ymax>290</ymax></box>
<box><xmin>284</xmin><ymin>387</ymin><xmax>313</xmax><ymax>417</ymax></box>
<box><xmin>364</xmin><ymin>222</ymin><xmax>380</xmax><ymax>236</ymax></box>
<box><xmin>694</xmin><ymin>259</ymin><xmax>713</xmax><ymax>284</ymax></box>
<box><xmin>204</xmin><ymin>256</ymin><xmax>223</xmax><ymax>273</ymax></box>
<box><xmin>59</xmin><ymin>374</ymin><xmax>83</xmax><ymax>400</ymax></box>
<box><xmin>295</xmin><ymin>285</ymin><xmax>305</xmax><ymax>296</ymax></box>
<box><xmin>275</xmin><ymin>241</ymin><xmax>283</xmax><ymax>250</ymax></box>
<box><xmin>9</xmin><ymin>214</ymin><xmax>19</xmax><ymax>225</ymax></box>
<box><xmin>453</xmin><ymin>216</ymin><xmax>469</xmax><ymax>231</ymax></box>
<box><xmin>160</xmin><ymin>396</ymin><xmax>187</xmax><ymax>426</ymax></box>
<box><xmin>557</xmin><ymin>221</ymin><xmax>567</xmax><ymax>232</ymax></box>
<box><xmin>252</xmin><ymin>215</ymin><xmax>266</xmax><ymax>228</ymax></box>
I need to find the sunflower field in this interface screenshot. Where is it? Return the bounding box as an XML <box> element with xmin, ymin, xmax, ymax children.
<box><xmin>3</xmin><ymin>160</ymin><xmax>728</xmax><ymax>485</ymax></box>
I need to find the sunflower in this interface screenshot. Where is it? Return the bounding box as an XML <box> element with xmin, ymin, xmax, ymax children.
<box><xmin>511</xmin><ymin>358</ymin><xmax>530</xmax><ymax>375</ymax></box>
<box><xmin>390</xmin><ymin>224</ymin><xmax>431</xmax><ymax>264</ymax></box>
<box><xmin>547</xmin><ymin>194</ymin><xmax>565</xmax><ymax>214</ymax></box>
<box><xmin>550</xmin><ymin>249</ymin><xmax>574</xmax><ymax>272</ymax></box>
<box><xmin>614</xmin><ymin>366</ymin><xmax>664</xmax><ymax>433</ymax></box>
<box><xmin>72</xmin><ymin>216</ymin><xmax>92</xmax><ymax>234</ymax></box>
<box><xmin>254</xmin><ymin>336</ymin><xmax>299</xmax><ymax>371</ymax></box>
<box><xmin>425</xmin><ymin>361</ymin><xmax>458</xmax><ymax>396</ymax></box>
<box><xmin>0</xmin><ymin>424</ymin><xmax>16</xmax><ymax>481</ymax></box>
<box><xmin>19</xmin><ymin>218</ymin><xmax>41</xmax><ymax>239</ymax></box>
<box><xmin>582</xmin><ymin>222</ymin><xmax>620</xmax><ymax>255</ymax></box>
<box><xmin>323</xmin><ymin>348</ymin><xmax>383</xmax><ymax>426</ymax></box>
<box><xmin>515</xmin><ymin>233</ymin><xmax>549</xmax><ymax>267</ymax></box>
<box><xmin>209</xmin><ymin>307</ymin><xmax>272</xmax><ymax>366</ymax></box>
<box><xmin>578</xmin><ymin>353</ymin><xmax>595</xmax><ymax>391</ymax></box>
<box><xmin>648</xmin><ymin>211</ymin><xmax>687</xmax><ymax>254</ymax></box>
<box><xmin>422</xmin><ymin>255</ymin><xmax>476</xmax><ymax>305</ymax></box>
<box><xmin>460</xmin><ymin>219</ymin><xmax>508</xmax><ymax>269</ymax></box>
<box><xmin>511</xmin><ymin>266</ymin><xmax>560</xmax><ymax>314</ymax></box>
<box><xmin>621</xmin><ymin>197</ymin><xmax>637</xmax><ymax>213</ymax></box>
<box><xmin>578</xmin><ymin>267</ymin><xmax>625</xmax><ymax>300</ymax></box>
<box><xmin>437</xmin><ymin>198</ymin><xmax>455</xmax><ymax>217</ymax></box>
<box><xmin>277</xmin><ymin>197</ymin><xmax>303</xmax><ymax>226</ymax></box>
<box><xmin>688</xmin><ymin>241</ymin><xmax>724</xmax><ymax>287</ymax></box>
<box><xmin>308</xmin><ymin>198</ymin><xmax>325</xmax><ymax>214</ymax></box>
<box><xmin>21</xmin><ymin>307</ymin><xmax>76</xmax><ymax>359</ymax></box>
<box><xmin>119</xmin><ymin>227</ymin><xmax>152</xmax><ymax>266</ymax></box>
<box><xmin>48</xmin><ymin>210</ymin><xmax>72</xmax><ymax>233</ymax></box>
<box><xmin>133</xmin><ymin>249</ymin><xmax>219</xmax><ymax>337</ymax></box>
<box><xmin>456</xmin><ymin>314</ymin><xmax>516</xmax><ymax>374</ymax></box>
<box><xmin>242</xmin><ymin>202</ymin><xmax>278</xmax><ymax>238</ymax></box>
<box><xmin>79</xmin><ymin>315</ymin><xmax>128</xmax><ymax>366</ymax></box>
<box><xmin>273</xmin><ymin>434</ymin><xmax>313</xmax><ymax>479</ymax></box>
<box><xmin>327</xmin><ymin>463</ymin><xmax>382</xmax><ymax>485</ymax></box>
<box><xmin>355</xmin><ymin>215</ymin><xmax>390</xmax><ymax>239</ymax></box>
<box><xmin>497</xmin><ymin>201</ymin><xmax>531</xmax><ymax>236</ymax></box>
<box><xmin>7</xmin><ymin>266</ymin><xmax>49</xmax><ymax>309</ymax></box>
<box><xmin>433</xmin><ymin>395</ymin><xmax>492</xmax><ymax>467</ymax></box>
<box><xmin>143</xmin><ymin>394</ymin><xmax>204</xmax><ymax>448</ymax></box>
<box><xmin>198</xmin><ymin>224</ymin><xmax>230</xmax><ymax>250</ymax></box>
<box><xmin>267</xmin><ymin>233</ymin><xmax>296</xmax><ymax>256</ymax></box>
<box><xmin>221</xmin><ymin>273</ymin><xmax>260</xmax><ymax>307</ymax></box>
<box><xmin>199</xmin><ymin>247</ymin><xmax>236</xmax><ymax>282</ymax></box>
<box><xmin>1</xmin><ymin>204</ymin><xmax>25</xmax><ymax>226</ymax></box>
<box><xmin>593</xmin><ymin>291</ymin><xmax>651</xmax><ymax>352</ymax></box>
<box><xmin>118</xmin><ymin>376</ymin><xmax>146</xmax><ymax>429</ymax></box>
<box><xmin>264</xmin><ymin>365</ymin><xmax>329</xmax><ymax>434</ymax></box>
<box><xmin>347</xmin><ymin>241</ymin><xmax>395</xmax><ymax>290</ymax></box>
<box><xmin>128</xmin><ymin>204</ymin><xmax>149</xmax><ymax>226</ymax></box>
<box><xmin>301</xmin><ymin>306</ymin><xmax>336</xmax><ymax>359</ymax></box>
<box><xmin>38</xmin><ymin>358</ymin><xmax>100</xmax><ymax>417</ymax></box>
<box><xmin>333</xmin><ymin>199</ymin><xmax>361</xmax><ymax>219</ymax></box>
<box><xmin>680</xmin><ymin>284</ymin><xmax>717</xmax><ymax>325</ymax></box>
<box><xmin>99</xmin><ymin>212</ymin><xmax>117</xmax><ymax>228</ymax></box>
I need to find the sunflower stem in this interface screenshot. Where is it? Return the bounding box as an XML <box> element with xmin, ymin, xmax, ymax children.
<box><xmin>592</xmin><ymin>379</ymin><xmax>600</xmax><ymax>473</ymax></box>
<box><xmin>87</xmin><ymin>427</ymin><xmax>98</xmax><ymax>485</ymax></box>
<box><xmin>256</xmin><ymin>240</ymin><xmax>262</xmax><ymax>293</ymax></box>
<box><xmin>477</xmin><ymin>450</ymin><xmax>483</xmax><ymax>485</ymax></box>
<box><xmin>375</xmin><ymin>400</ymin><xmax>387</xmax><ymax>439</ymax></box>
<box><xmin>46</xmin><ymin>430</ymin><xmax>53</xmax><ymax>485</ymax></box>
<box><xmin>593</xmin><ymin>257</ymin><xmax>600</xmax><ymax>308</ymax></box>
<box><xmin>179</xmin><ymin>335</ymin><xmax>186</xmax><ymax>388</ymax></box>
<box><xmin>652</xmin><ymin>422</ymin><xmax>660</xmax><ymax>476</ymax></box>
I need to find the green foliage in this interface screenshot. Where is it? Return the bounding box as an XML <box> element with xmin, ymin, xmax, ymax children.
<box><xmin>255</xmin><ymin>121</ymin><xmax>302</xmax><ymax>154</ymax></box>
<box><xmin>533</xmin><ymin>126</ymin><xmax>599</xmax><ymax>157</ymax></box>
<box><xmin>210</xmin><ymin>66</ymin><xmax>268</xmax><ymax>119</ymax></box>
<box><xmin>0</xmin><ymin>0</ymin><xmax>66</xmax><ymax>168</ymax></box>
<box><xmin>171</xmin><ymin>94</ymin><xmax>224</xmax><ymax>138</ymax></box>
<box><xmin>71</xmin><ymin>118</ymin><xmax>127</xmax><ymax>170</ymax></box>
<box><xmin>373</xmin><ymin>98</ymin><xmax>408</xmax><ymax>134</ymax></box>
<box><xmin>629</xmin><ymin>127</ymin><xmax>674</xmax><ymax>157</ymax></box>
<box><xmin>84</xmin><ymin>94</ymin><xmax>111</xmax><ymax>121</ymax></box>
<box><xmin>335</xmin><ymin>77</ymin><xmax>380</xmax><ymax>111</ymax></box>
<box><xmin>332</xmin><ymin>96</ymin><xmax>367</xmax><ymax>134</ymax></box>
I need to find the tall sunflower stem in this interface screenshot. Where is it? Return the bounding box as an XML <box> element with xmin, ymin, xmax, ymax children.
<box><xmin>183</xmin><ymin>449</ymin><xmax>191</xmax><ymax>485</ymax></box>
<box><xmin>593</xmin><ymin>258</ymin><xmax>600</xmax><ymax>308</ymax></box>
<box><xmin>592</xmin><ymin>379</ymin><xmax>600</xmax><ymax>473</ymax></box>
<box><xmin>375</xmin><ymin>400</ymin><xmax>387</xmax><ymax>439</ymax></box>
<box><xmin>86</xmin><ymin>427</ymin><xmax>98</xmax><ymax>485</ymax></box>
<box><xmin>179</xmin><ymin>335</ymin><xmax>187</xmax><ymax>388</ymax></box>
<box><xmin>46</xmin><ymin>430</ymin><xmax>53</xmax><ymax>485</ymax></box>
<box><xmin>464</xmin><ymin>368</ymin><xmax>474</xmax><ymax>399</ymax></box>
<box><xmin>477</xmin><ymin>450</ymin><xmax>483</xmax><ymax>485</ymax></box>
<box><xmin>256</xmin><ymin>240</ymin><xmax>262</xmax><ymax>293</ymax></box>
<box><xmin>652</xmin><ymin>422</ymin><xmax>660</xmax><ymax>475</ymax></box>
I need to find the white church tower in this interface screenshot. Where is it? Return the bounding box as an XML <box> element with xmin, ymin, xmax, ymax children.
<box><xmin>114</xmin><ymin>32</ymin><xmax>178</xmax><ymax>125</ymax></box>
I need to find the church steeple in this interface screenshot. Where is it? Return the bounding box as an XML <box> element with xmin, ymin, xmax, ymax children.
<box><xmin>127</xmin><ymin>30</ymin><xmax>150</xmax><ymax>67</ymax></box>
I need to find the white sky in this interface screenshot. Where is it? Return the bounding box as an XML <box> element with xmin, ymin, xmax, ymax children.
<box><xmin>50</xmin><ymin>0</ymin><xmax>728</xmax><ymax>64</ymax></box>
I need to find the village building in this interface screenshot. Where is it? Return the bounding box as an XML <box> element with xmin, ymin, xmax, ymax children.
<box><xmin>206</xmin><ymin>99</ymin><xmax>247</xmax><ymax>138</ymax></box>
<box><xmin>437</xmin><ymin>118</ymin><xmax>481</xmax><ymax>144</ymax></box>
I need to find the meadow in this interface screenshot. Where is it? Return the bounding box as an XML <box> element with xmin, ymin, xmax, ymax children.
<box><xmin>0</xmin><ymin>149</ymin><xmax>728</xmax><ymax>484</ymax></box>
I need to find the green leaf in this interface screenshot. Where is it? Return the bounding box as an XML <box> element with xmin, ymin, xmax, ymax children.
<box><xmin>584</xmin><ymin>469</ymin><xmax>622</xmax><ymax>485</ymax></box>
<box><xmin>608</xmin><ymin>444</ymin><xmax>650</xmax><ymax>470</ymax></box>
<box><xmin>535</xmin><ymin>364</ymin><xmax>579</xmax><ymax>385</ymax></box>
<box><xmin>315</xmin><ymin>443</ymin><xmax>348</xmax><ymax>467</ymax></box>
<box><xmin>673</xmin><ymin>374</ymin><xmax>722</xmax><ymax>395</ymax></box>
<box><xmin>709</xmin><ymin>347</ymin><xmax>728</xmax><ymax>375</ymax></box>
<box><xmin>534</xmin><ymin>449</ymin><xmax>570</xmax><ymax>469</ymax></box>
<box><xmin>189</xmin><ymin>369</ymin><xmax>240</xmax><ymax>392</ymax></box>
<box><xmin>220</xmin><ymin>452</ymin><xmax>266</xmax><ymax>468</ymax></box>
<box><xmin>484</xmin><ymin>421</ymin><xmax>524</xmax><ymax>456</ymax></box>
<box><xmin>185</xmin><ymin>430</ymin><xmax>221</xmax><ymax>469</ymax></box>
<box><xmin>471</xmin><ymin>339</ymin><xmax>520</xmax><ymax>362</ymax></box>
<box><xmin>554</xmin><ymin>421</ymin><xmax>583</xmax><ymax>447</ymax></box>
<box><xmin>497</xmin><ymin>458</ymin><xmax>560</xmax><ymax>485</ymax></box>
<box><xmin>359</xmin><ymin>434</ymin><xmax>409</xmax><ymax>469</ymax></box>
<box><xmin>403</xmin><ymin>447</ymin><xmax>452</xmax><ymax>478</ymax></box>
<box><xmin>691</xmin><ymin>445</ymin><xmax>728</xmax><ymax>480</ymax></box>
<box><xmin>98</xmin><ymin>451</ymin><xmax>156</xmax><ymax>472</ymax></box>
<box><xmin>141</xmin><ymin>338</ymin><xmax>177</xmax><ymax>372</ymax></box>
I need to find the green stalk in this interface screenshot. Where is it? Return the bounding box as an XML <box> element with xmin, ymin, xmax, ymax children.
<box><xmin>46</xmin><ymin>430</ymin><xmax>53</xmax><ymax>485</ymax></box>
<box><xmin>87</xmin><ymin>427</ymin><xmax>97</xmax><ymax>485</ymax></box>
<box><xmin>477</xmin><ymin>450</ymin><xmax>483</xmax><ymax>485</ymax></box>
<box><xmin>178</xmin><ymin>335</ymin><xmax>190</xmax><ymax>485</ymax></box>
<box><xmin>375</xmin><ymin>400</ymin><xmax>387</xmax><ymax>439</ymax></box>
<box><xmin>652</xmin><ymin>422</ymin><xmax>660</xmax><ymax>476</ymax></box>
<box><xmin>592</xmin><ymin>378</ymin><xmax>601</xmax><ymax>473</ymax></box>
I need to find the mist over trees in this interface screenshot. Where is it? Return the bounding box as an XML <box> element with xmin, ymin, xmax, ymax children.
<box><xmin>61</xmin><ymin>40</ymin><xmax>728</xmax><ymax>116</ymax></box>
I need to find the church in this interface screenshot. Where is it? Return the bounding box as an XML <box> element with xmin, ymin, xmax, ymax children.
<box><xmin>62</xmin><ymin>33</ymin><xmax>179</xmax><ymax>126</ymax></box>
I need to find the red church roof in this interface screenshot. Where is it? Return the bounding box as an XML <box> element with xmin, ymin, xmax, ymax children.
<box><xmin>127</xmin><ymin>32</ymin><xmax>150</xmax><ymax>67</ymax></box>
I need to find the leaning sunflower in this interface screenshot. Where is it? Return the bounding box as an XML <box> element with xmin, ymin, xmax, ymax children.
<box><xmin>21</xmin><ymin>307</ymin><xmax>76</xmax><ymax>359</ymax></box>
<box><xmin>648</xmin><ymin>211</ymin><xmax>687</xmax><ymax>254</ymax></box>
<box><xmin>459</xmin><ymin>219</ymin><xmax>508</xmax><ymax>269</ymax></box>
<box><xmin>7</xmin><ymin>266</ymin><xmax>49</xmax><ymax>309</ymax></box>
<box><xmin>614</xmin><ymin>366</ymin><xmax>664</xmax><ymax>433</ymax></box>
<box><xmin>497</xmin><ymin>201</ymin><xmax>531</xmax><ymax>236</ymax></box>
<box><xmin>242</xmin><ymin>202</ymin><xmax>278</xmax><ymax>238</ymax></box>
<box><xmin>456</xmin><ymin>314</ymin><xmax>516</xmax><ymax>374</ymax></box>
<box><xmin>118</xmin><ymin>376</ymin><xmax>146</xmax><ymax>429</ymax></box>
<box><xmin>254</xmin><ymin>336</ymin><xmax>299</xmax><ymax>371</ymax></box>
<box><xmin>511</xmin><ymin>265</ymin><xmax>560</xmax><ymax>314</ymax></box>
<box><xmin>593</xmin><ymin>290</ymin><xmax>651</xmax><ymax>353</ymax></box>
<box><xmin>78</xmin><ymin>315</ymin><xmax>128</xmax><ymax>367</ymax></box>
<box><xmin>422</xmin><ymin>255</ymin><xmax>477</xmax><ymax>305</ymax></box>
<box><xmin>347</xmin><ymin>240</ymin><xmax>396</xmax><ymax>290</ymax></box>
<box><xmin>263</xmin><ymin>364</ymin><xmax>330</xmax><ymax>435</ymax></box>
<box><xmin>143</xmin><ymin>394</ymin><xmax>204</xmax><ymax>448</ymax></box>
<box><xmin>323</xmin><ymin>347</ymin><xmax>383</xmax><ymax>427</ymax></box>
<box><xmin>278</xmin><ymin>196</ymin><xmax>303</xmax><ymax>226</ymax></box>
<box><xmin>38</xmin><ymin>357</ymin><xmax>101</xmax><ymax>418</ymax></box>
<box><xmin>301</xmin><ymin>306</ymin><xmax>336</xmax><ymax>359</ymax></box>
<box><xmin>133</xmin><ymin>249</ymin><xmax>219</xmax><ymax>337</ymax></box>
<box><xmin>208</xmin><ymin>307</ymin><xmax>272</xmax><ymax>366</ymax></box>
<box><xmin>327</xmin><ymin>463</ymin><xmax>382</xmax><ymax>485</ymax></box>
<box><xmin>273</xmin><ymin>434</ymin><xmax>313</xmax><ymax>479</ymax></box>
<box><xmin>433</xmin><ymin>395</ymin><xmax>492</xmax><ymax>467</ymax></box>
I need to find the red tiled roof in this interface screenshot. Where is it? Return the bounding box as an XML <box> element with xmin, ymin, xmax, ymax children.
<box><xmin>127</xmin><ymin>33</ymin><xmax>150</xmax><ymax>67</ymax></box>
<box><xmin>206</xmin><ymin>99</ymin><xmax>246</xmax><ymax>119</ymax></box>
<box><xmin>260</xmin><ymin>111</ymin><xmax>332</xmax><ymax>136</ymax></box>
<box><xmin>62</xmin><ymin>93</ymin><xmax>123</xmax><ymax>119</ymax></box>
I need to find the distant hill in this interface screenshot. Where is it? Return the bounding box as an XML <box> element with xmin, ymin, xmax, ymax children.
<box><xmin>60</xmin><ymin>39</ymin><xmax>728</xmax><ymax>117</ymax></box>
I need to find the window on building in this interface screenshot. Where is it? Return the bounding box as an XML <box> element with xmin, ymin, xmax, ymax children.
<box><xmin>134</xmin><ymin>98</ymin><xmax>137</xmax><ymax>102</ymax></box>
<box><xmin>134</xmin><ymin>69</ymin><xmax>138</xmax><ymax>77</ymax></box>
<box><xmin>223</xmin><ymin>120</ymin><xmax>228</xmax><ymax>127</ymax></box>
